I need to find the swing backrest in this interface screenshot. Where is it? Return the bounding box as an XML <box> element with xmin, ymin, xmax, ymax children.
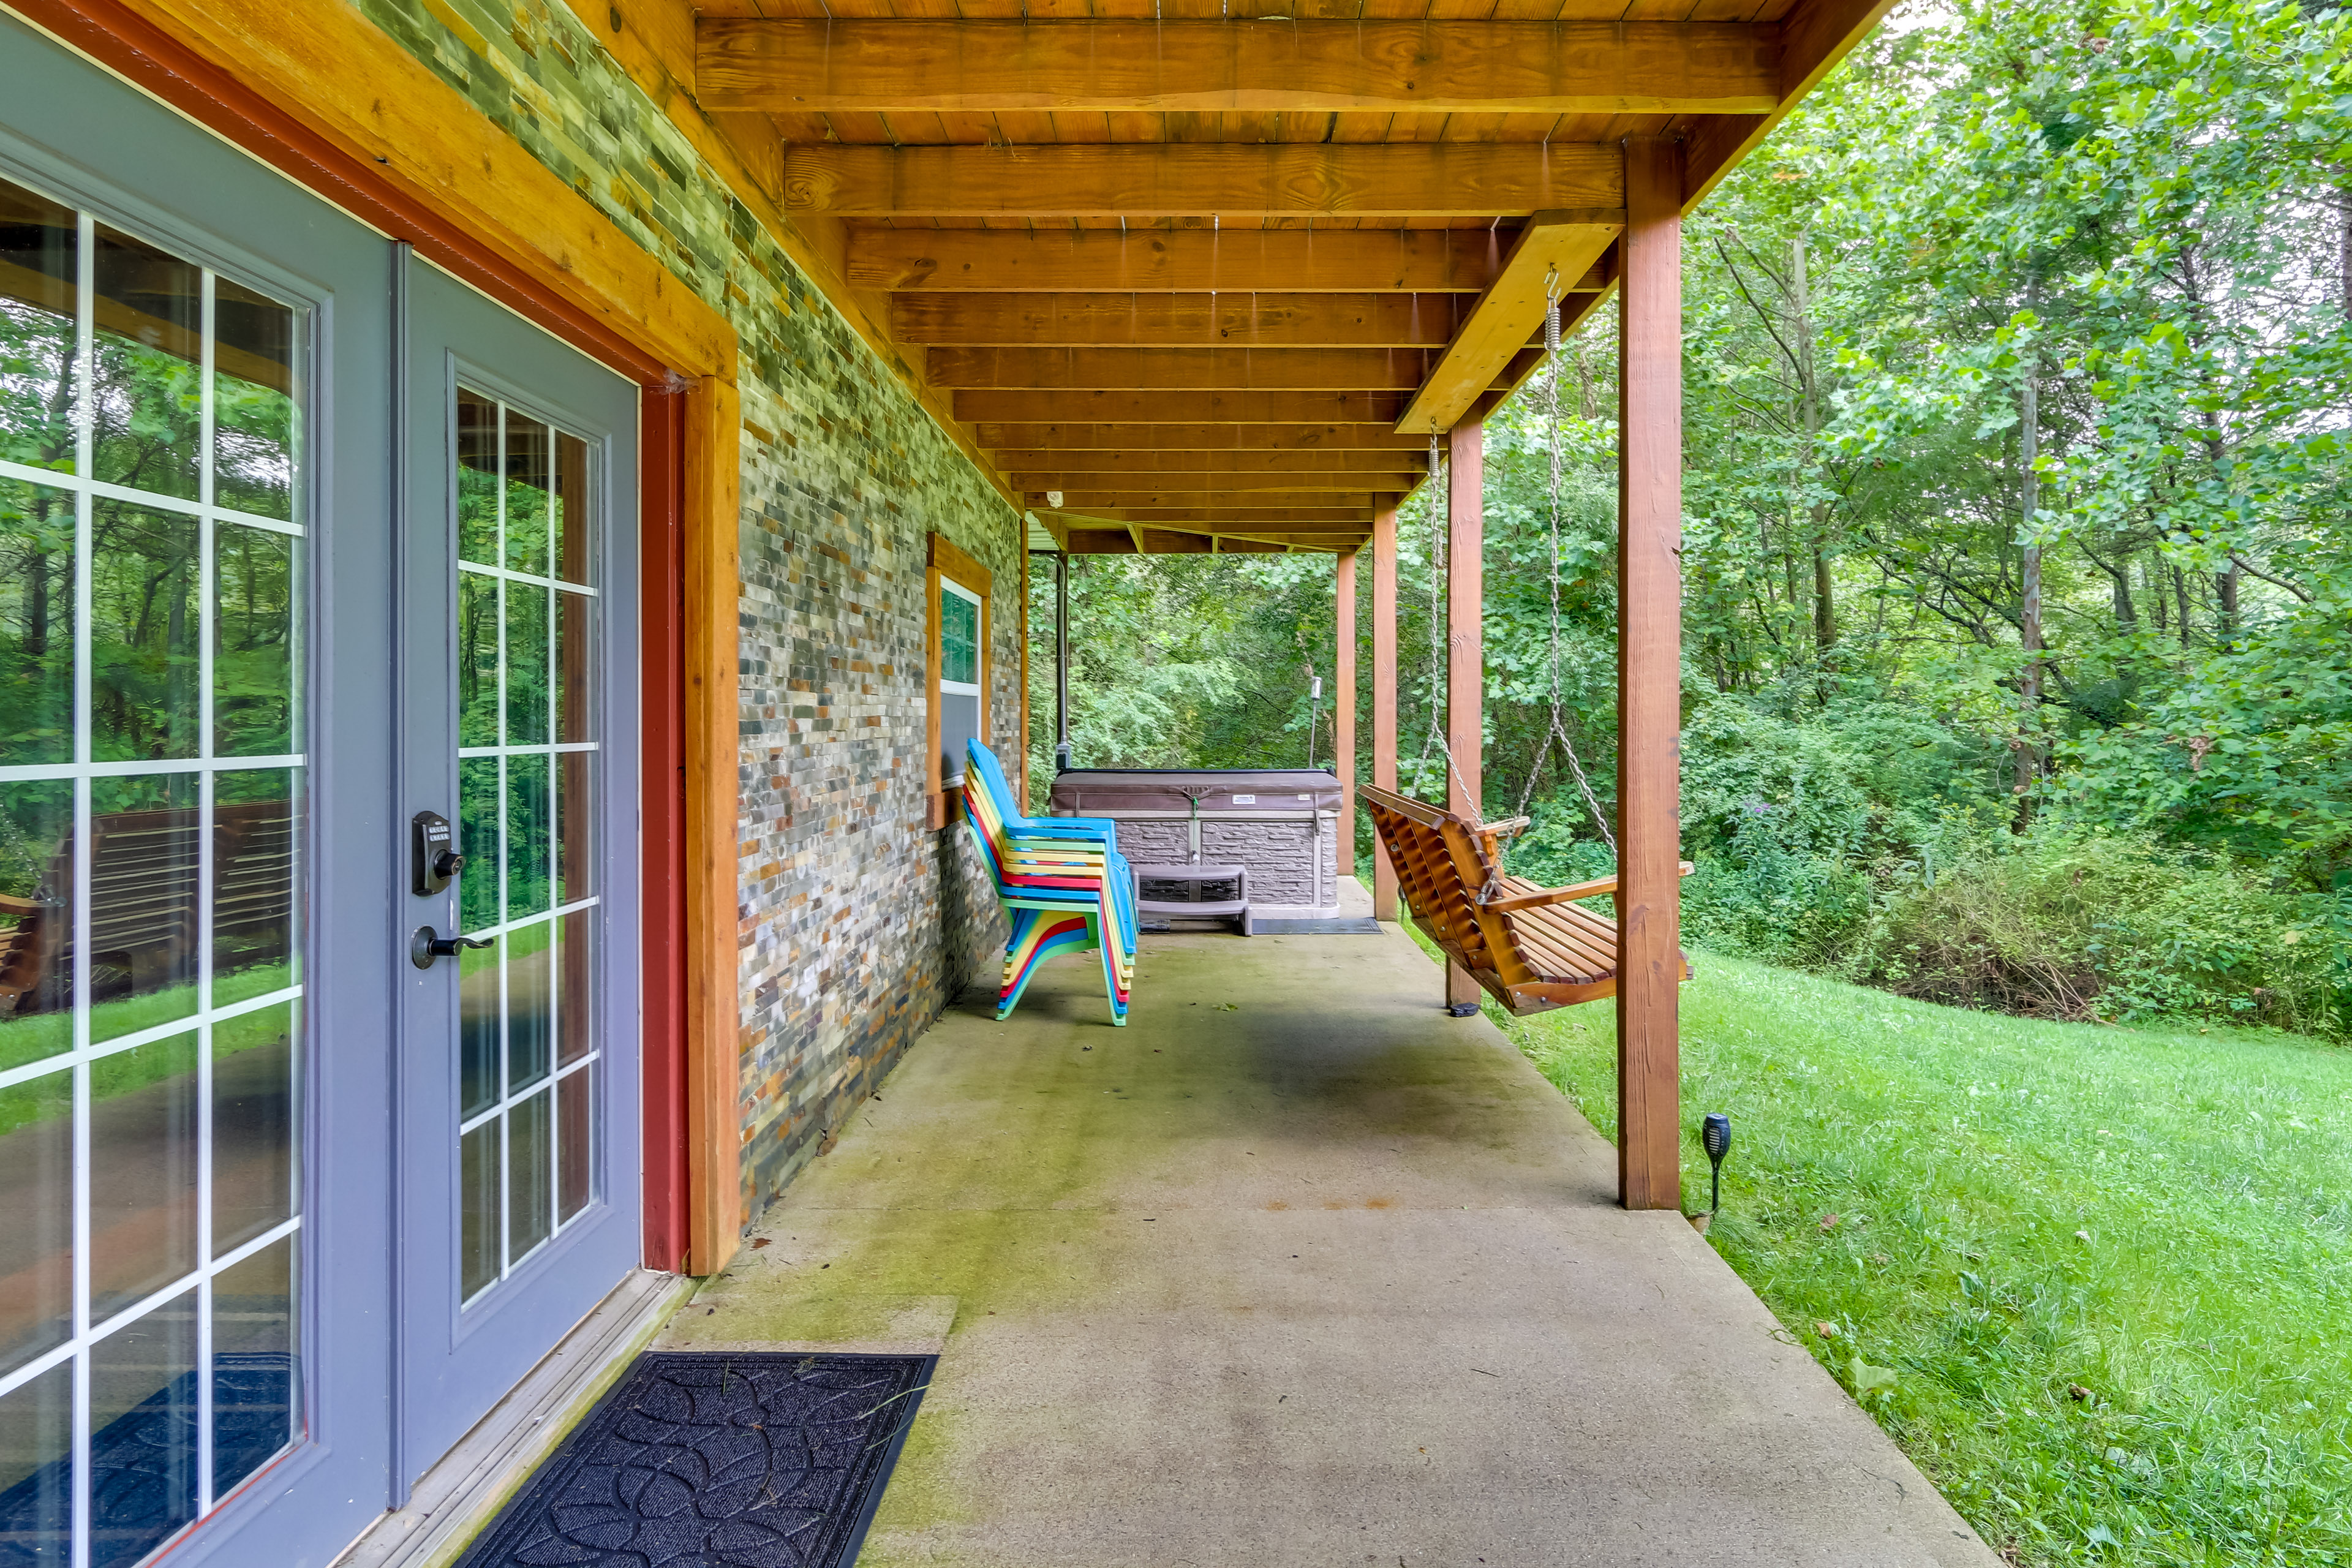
<box><xmin>1362</xmin><ymin>783</ymin><xmax>1689</xmax><ymax>1017</ymax></box>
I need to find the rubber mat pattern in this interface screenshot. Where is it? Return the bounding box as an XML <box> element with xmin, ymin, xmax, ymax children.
<box><xmin>453</xmin><ymin>1351</ymin><xmax>933</xmax><ymax>1568</ymax></box>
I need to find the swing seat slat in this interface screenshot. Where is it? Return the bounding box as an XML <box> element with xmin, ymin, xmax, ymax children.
<box><xmin>1362</xmin><ymin>784</ymin><xmax>1692</xmax><ymax>1017</ymax></box>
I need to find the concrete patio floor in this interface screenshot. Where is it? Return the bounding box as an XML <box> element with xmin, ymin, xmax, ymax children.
<box><xmin>658</xmin><ymin>924</ymin><xmax>2000</xmax><ymax>1567</ymax></box>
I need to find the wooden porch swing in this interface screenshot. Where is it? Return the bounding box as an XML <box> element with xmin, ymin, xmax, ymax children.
<box><xmin>1362</xmin><ymin>785</ymin><xmax>1689</xmax><ymax>1017</ymax></box>
<box><xmin>1365</xmin><ymin>274</ymin><xmax>1691</xmax><ymax>1020</ymax></box>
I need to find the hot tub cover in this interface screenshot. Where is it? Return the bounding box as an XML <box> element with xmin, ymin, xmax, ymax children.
<box><xmin>1048</xmin><ymin>769</ymin><xmax>1343</xmax><ymax>816</ymax></box>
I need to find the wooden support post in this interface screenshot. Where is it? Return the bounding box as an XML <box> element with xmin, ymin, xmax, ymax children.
<box><xmin>682</xmin><ymin>374</ymin><xmax>744</xmax><ymax>1275</ymax></box>
<box><xmin>1370</xmin><ymin>504</ymin><xmax>1400</xmax><ymax>921</ymax></box>
<box><xmin>1616</xmin><ymin>140</ymin><xmax>1685</xmax><ymax>1212</ymax></box>
<box><xmin>1335</xmin><ymin>549</ymin><xmax>1357</xmax><ymax>889</ymax></box>
<box><xmin>1019</xmin><ymin>529</ymin><xmax>1030</xmax><ymax>810</ymax></box>
<box><xmin>1054</xmin><ymin>551</ymin><xmax>1071</xmax><ymax>771</ymax></box>
<box><xmin>1445</xmin><ymin>419</ymin><xmax>1484</xmax><ymax>1014</ymax></box>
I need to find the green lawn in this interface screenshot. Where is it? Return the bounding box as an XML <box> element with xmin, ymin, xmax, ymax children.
<box><xmin>1483</xmin><ymin>948</ymin><xmax>2352</xmax><ymax>1567</ymax></box>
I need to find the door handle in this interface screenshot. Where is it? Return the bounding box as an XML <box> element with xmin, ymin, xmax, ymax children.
<box><xmin>410</xmin><ymin>925</ymin><xmax>493</xmax><ymax>971</ymax></box>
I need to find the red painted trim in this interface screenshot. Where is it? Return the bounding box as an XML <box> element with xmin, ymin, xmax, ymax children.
<box><xmin>10</xmin><ymin>0</ymin><xmax>677</xmax><ymax>386</ymax></box>
<box><xmin>10</xmin><ymin>0</ymin><xmax>702</xmax><ymax>1265</ymax></box>
<box><xmin>639</xmin><ymin>393</ymin><xmax>690</xmax><ymax>1272</ymax></box>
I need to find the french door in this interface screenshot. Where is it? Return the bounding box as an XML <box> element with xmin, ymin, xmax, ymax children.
<box><xmin>391</xmin><ymin>257</ymin><xmax>642</xmax><ymax>1488</ymax></box>
<box><xmin>0</xmin><ymin>16</ymin><xmax>644</xmax><ymax>1566</ymax></box>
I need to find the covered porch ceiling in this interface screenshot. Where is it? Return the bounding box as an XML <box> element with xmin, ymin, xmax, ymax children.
<box><xmin>691</xmin><ymin>0</ymin><xmax>1890</xmax><ymax>555</ymax></box>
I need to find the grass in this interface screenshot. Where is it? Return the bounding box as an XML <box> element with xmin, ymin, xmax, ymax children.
<box><xmin>0</xmin><ymin>959</ymin><xmax>297</xmax><ymax>1074</ymax></box>
<box><xmin>1481</xmin><ymin>947</ymin><xmax>2352</xmax><ymax>1567</ymax></box>
<box><xmin>0</xmin><ymin>986</ymin><xmax>295</xmax><ymax>1137</ymax></box>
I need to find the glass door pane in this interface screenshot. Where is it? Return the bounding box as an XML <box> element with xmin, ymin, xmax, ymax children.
<box><xmin>0</xmin><ymin>171</ymin><xmax>304</xmax><ymax>1568</ymax></box>
<box><xmin>450</xmin><ymin>391</ymin><xmax>598</xmax><ymax>1305</ymax></box>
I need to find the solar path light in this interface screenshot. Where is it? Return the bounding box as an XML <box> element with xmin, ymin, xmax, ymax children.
<box><xmin>1702</xmin><ymin>1112</ymin><xmax>1732</xmax><ymax>1216</ymax></box>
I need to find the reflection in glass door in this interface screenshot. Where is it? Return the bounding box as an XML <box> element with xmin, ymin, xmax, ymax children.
<box><xmin>0</xmin><ymin>175</ymin><xmax>303</xmax><ymax>1567</ymax></box>
<box><xmin>450</xmin><ymin>391</ymin><xmax>598</xmax><ymax>1305</ymax></box>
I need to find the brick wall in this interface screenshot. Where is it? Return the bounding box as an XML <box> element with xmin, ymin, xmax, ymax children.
<box><xmin>357</xmin><ymin>0</ymin><xmax>1024</xmax><ymax>1221</ymax></box>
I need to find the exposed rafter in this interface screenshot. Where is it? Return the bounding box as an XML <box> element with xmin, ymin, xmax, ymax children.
<box><xmin>930</xmin><ymin>347</ymin><xmax>1464</xmax><ymax>393</ymax></box>
<box><xmin>953</xmin><ymin>390</ymin><xmax>1412</xmax><ymax>424</ymax></box>
<box><xmin>1030</xmin><ymin>491</ymin><xmax>1373</xmax><ymax>514</ymax></box>
<box><xmin>1055</xmin><ymin>526</ymin><xmax>1363</xmax><ymax>556</ymax></box>
<box><xmin>893</xmin><ymin>293</ymin><xmax>1474</xmax><ymax>349</ymax></box>
<box><xmin>785</xmin><ymin>145</ymin><xmax>1623</xmax><ymax>218</ymax></box>
<box><xmin>845</xmin><ymin>228</ymin><xmax>1538</xmax><ymax>295</ymax></box>
<box><xmin>993</xmin><ymin>450</ymin><xmax>1427</xmax><ymax>475</ymax></box>
<box><xmin>698</xmin><ymin>20</ymin><xmax>1781</xmax><ymax>116</ymax></box>
<box><xmin>971</xmin><ymin>423</ymin><xmax>1431</xmax><ymax>451</ymax></box>
<box><xmin>1042</xmin><ymin>507</ymin><xmax>1373</xmax><ymax>524</ymax></box>
<box><xmin>1014</xmin><ymin>471</ymin><xmax>1415</xmax><ymax>494</ymax></box>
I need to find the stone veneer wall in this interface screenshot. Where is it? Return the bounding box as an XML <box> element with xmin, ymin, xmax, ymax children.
<box><xmin>356</xmin><ymin>0</ymin><xmax>1025</xmax><ymax>1219</ymax></box>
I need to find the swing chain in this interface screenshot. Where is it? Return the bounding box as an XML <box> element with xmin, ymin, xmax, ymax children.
<box><xmin>1415</xmin><ymin>429</ymin><xmax>1485</xmax><ymax>829</ymax></box>
<box><xmin>1487</xmin><ymin>270</ymin><xmax>1615</xmax><ymax>889</ymax></box>
<box><xmin>1420</xmin><ymin>269</ymin><xmax>1614</xmax><ymax>910</ymax></box>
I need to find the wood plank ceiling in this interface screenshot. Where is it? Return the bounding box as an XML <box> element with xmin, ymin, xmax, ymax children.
<box><xmin>684</xmin><ymin>0</ymin><xmax>1889</xmax><ymax>556</ymax></box>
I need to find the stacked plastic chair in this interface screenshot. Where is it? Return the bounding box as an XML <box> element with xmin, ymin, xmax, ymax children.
<box><xmin>961</xmin><ymin>739</ymin><xmax>1137</xmax><ymax>1025</ymax></box>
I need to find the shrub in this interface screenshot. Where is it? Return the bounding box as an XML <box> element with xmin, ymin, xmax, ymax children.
<box><xmin>1853</xmin><ymin>833</ymin><xmax>2348</xmax><ymax>1038</ymax></box>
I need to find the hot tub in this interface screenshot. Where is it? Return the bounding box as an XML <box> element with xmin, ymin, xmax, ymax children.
<box><xmin>1046</xmin><ymin>768</ymin><xmax>1345</xmax><ymax>914</ymax></box>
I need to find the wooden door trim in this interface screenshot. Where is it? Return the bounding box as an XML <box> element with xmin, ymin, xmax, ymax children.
<box><xmin>925</xmin><ymin>533</ymin><xmax>994</xmax><ymax>831</ymax></box>
<box><xmin>6</xmin><ymin>0</ymin><xmax>747</xmax><ymax>1272</ymax></box>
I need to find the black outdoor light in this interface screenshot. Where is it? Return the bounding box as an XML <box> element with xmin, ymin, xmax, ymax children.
<box><xmin>1702</xmin><ymin>1112</ymin><xmax>1733</xmax><ymax>1215</ymax></box>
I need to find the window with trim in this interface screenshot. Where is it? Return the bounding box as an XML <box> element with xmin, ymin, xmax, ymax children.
<box><xmin>925</xmin><ymin>534</ymin><xmax>991</xmax><ymax>827</ymax></box>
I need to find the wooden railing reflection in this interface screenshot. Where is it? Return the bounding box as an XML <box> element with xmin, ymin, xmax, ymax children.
<box><xmin>0</xmin><ymin>801</ymin><xmax>298</xmax><ymax>1017</ymax></box>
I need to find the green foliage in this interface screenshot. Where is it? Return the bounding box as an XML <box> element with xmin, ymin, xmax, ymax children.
<box><xmin>2058</xmin><ymin>589</ymin><xmax>2352</xmax><ymax>883</ymax></box>
<box><xmin>1025</xmin><ymin>551</ymin><xmax>1336</xmax><ymax>805</ymax></box>
<box><xmin>1491</xmin><ymin>951</ymin><xmax>2352</xmax><ymax>1567</ymax></box>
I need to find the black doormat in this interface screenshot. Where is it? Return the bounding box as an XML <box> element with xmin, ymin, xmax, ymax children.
<box><xmin>1252</xmin><ymin>917</ymin><xmax>1384</xmax><ymax>935</ymax></box>
<box><xmin>453</xmin><ymin>1351</ymin><xmax>933</xmax><ymax>1568</ymax></box>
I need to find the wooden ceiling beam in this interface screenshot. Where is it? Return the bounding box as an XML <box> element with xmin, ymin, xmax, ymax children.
<box><xmin>1396</xmin><ymin>213</ymin><xmax>1621</xmax><ymax>435</ymax></box>
<box><xmin>1685</xmin><ymin>0</ymin><xmax>1899</xmax><ymax>214</ymax></box>
<box><xmin>1027</xmin><ymin>488</ymin><xmax>1382</xmax><ymax>509</ymax></box>
<box><xmin>931</xmin><ymin>345</ymin><xmax>1491</xmax><ymax>392</ymax></box>
<box><xmin>1059</xmin><ymin>526</ymin><xmax>1364</xmax><ymax>555</ymax></box>
<box><xmin>894</xmin><ymin>292</ymin><xmax>1473</xmax><ymax>349</ymax></box>
<box><xmin>995</xmin><ymin>450</ymin><xmax>1426</xmax><ymax>475</ymax></box>
<box><xmin>1044</xmin><ymin>507</ymin><xmax>1372</xmax><ymax>524</ymax></box>
<box><xmin>1025</xmin><ymin>475</ymin><xmax>1420</xmax><ymax>493</ymax></box>
<box><xmin>698</xmin><ymin>20</ymin><xmax>1779</xmax><ymax>116</ymax></box>
<box><xmin>954</xmin><ymin>390</ymin><xmax>1409</xmax><ymax>424</ymax></box>
<box><xmin>1016</xmin><ymin>473</ymin><xmax>1418</xmax><ymax>495</ymax></box>
<box><xmin>785</xmin><ymin>145</ymin><xmax>1623</xmax><ymax>218</ymax></box>
<box><xmin>973</xmin><ymin>422</ymin><xmax>1430</xmax><ymax>451</ymax></box>
<box><xmin>846</xmin><ymin>228</ymin><xmax>1544</xmax><ymax>294</ymax></box>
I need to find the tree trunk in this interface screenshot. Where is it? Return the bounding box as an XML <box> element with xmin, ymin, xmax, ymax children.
<box><xmin>2015</xmin><ymin>348</ymin><xmax>2043</xmax><ymax>828</ymax></box>
<box><xmin>2216</xmin><ymin>560</ymin><xmax>2241</xmax><ymax>647</ymax></box>
<box><xmin>2173</xmin><ymin>565</ymin><xmax>2192</xmax><ymax>648</ymax></box>
<box><xmin>23</xmin><ymin>493</ymin><xmax>61</xmax><ymax>661</ymax></box>
<box><xmin>1792</xmin><ymin>231</ymin><xmax>1836</xmax><ymax>656</ymax></box>
<box><xmin>2340</xmin><ymin>175</ymin><xmax>2351</xmax><ymax>317</ymax></box>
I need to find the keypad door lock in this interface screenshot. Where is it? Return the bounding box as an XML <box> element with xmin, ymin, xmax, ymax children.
<box><xmin>412</xmin><ymin>810</ymin><xmax>464</xmax><ymax>895</ymax></box>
